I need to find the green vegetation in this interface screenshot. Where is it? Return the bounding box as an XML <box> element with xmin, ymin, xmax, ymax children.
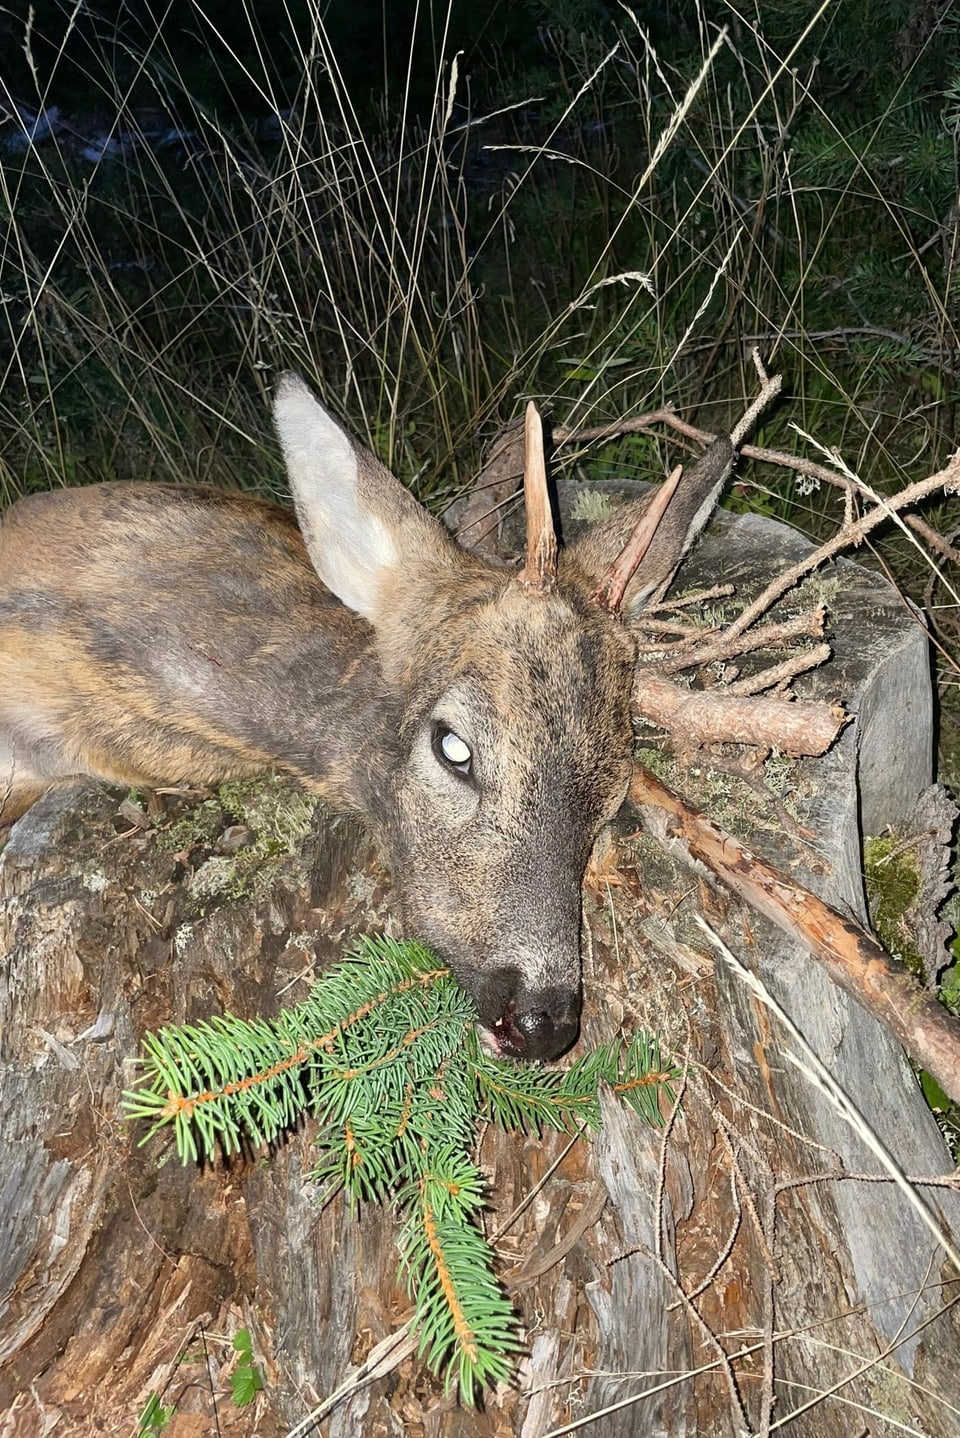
<box><xmin>155</xmin><ymin>774</ymin><xmax>318</xmax><ymax>904</ymax></box>
<box><xmin>1</xmin><ymin>3</ymin><xmax>955</xmax><ymax>516</ymax></box>
<box><xmin>137</xmin><ymin>1392</ymin><xmax>174</xmax><ymax>1437</ymax></box>
<box><xmin>865</xmin><ymin>832</ymin><xmax>960</xmax><ymax>1156</ymax></box>
<box><xmin>230</xmin><ymin>1328</ymin><xmax>264</xmax><ymax>1407</ymax></box>
<box><xmin>124</xmin><ymin>933</ymin><xmax>677</xmax><ymax>1401</ymax></box>
<box><xmin>864</xmin><ymin>833</ymin><xmax>923</xmax><ymax>972</ymax></box>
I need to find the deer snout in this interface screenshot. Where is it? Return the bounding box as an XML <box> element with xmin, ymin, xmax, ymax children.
<box><xmin>490</xmin><ymin>998</ymin><xmax>580</xmax><ymax>1062</ymax></box>
<box><xmin>467</xmin><ymin>970</ymin><xmax>581</xmax><ymax>1062</ymax></box>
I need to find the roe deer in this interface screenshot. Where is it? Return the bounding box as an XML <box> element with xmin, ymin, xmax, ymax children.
<box><xmin>0</xmin><ymin>377</ymin><xmax>733</xmax><ymax>1059</ymax></box>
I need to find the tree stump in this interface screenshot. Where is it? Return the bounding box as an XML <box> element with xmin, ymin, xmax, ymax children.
<box><xmin>1</xmin><ymin>492</ymin><xmax>958</xmax><ymax>1437</ymax></box>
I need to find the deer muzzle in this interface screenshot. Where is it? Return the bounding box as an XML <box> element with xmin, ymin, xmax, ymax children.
<box><xmin>488</xmin><ymin>995</ymin><xmax>580</xmax><ymax>1061</ymax></box>
<box><xmin>463</xmin><ymin>967</ymin><xmax>582</xmax><ymax>1063</ymax></box>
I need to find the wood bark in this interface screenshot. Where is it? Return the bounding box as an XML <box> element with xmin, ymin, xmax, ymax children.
<box><xmin>2</xmin><ymin>496</ymin><xmax>959</xmax><ymax>1437</ymax></box>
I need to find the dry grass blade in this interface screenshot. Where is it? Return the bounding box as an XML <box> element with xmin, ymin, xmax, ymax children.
<box><xmin>284</xmin><ymin>1324</ymin><xmax>418</xmax><ymax>1437</ymax></box>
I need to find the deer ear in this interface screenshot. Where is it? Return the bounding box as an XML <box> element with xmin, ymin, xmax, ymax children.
<box><xmin>273</xmin><ymin>374</ymin><xmax>455</xmax><ymax>623</ymax></box>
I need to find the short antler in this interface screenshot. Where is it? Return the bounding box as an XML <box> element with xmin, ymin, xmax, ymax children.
<box><xmin>585</xmin><ymin>436</ymin><xmax>736</xmax><ymax>617</ymax></box>
<box><xmin>517</xmin><ymin>401</ymin><xmax>558</xmax><ymax>592</ymax></box>
<box><xmin>591</xmin><ymin>464</ymin><xmax>683</xmax><ymax>614</ymax></box>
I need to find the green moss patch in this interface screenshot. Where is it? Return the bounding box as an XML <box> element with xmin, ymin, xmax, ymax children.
<box><xmin>156</xmin><ymin>774</ymin><xmax>318</xmax><ymax>905</ymax></box>
<box><xmin>863</xmin><ymin>834</ymin><xmax>922</xmax><ymax>974</ymax></box>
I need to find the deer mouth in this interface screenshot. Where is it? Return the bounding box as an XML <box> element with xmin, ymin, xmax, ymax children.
<box><xmin>483</xmin><ymin>998</ymin><xmax>579</xmax><ymax>1063</ymax></box>
<box><xmin>472</xmin><ymin>1004</ymin><xmax>530</xmax><ymax>1060</ymax></box>
<box><xmin>481</xmin><ymin>1008</ymin><xmax>524</xmax><ymax>1059</ymax></box>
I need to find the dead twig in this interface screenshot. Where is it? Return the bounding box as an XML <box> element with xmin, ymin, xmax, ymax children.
<box><xmin>628</xmin><ymin>762</ymin><xmax>960</xmax><ymax>1107</ymax></box>
<box><xmin>728</xmin><ymin>349</ymin><xmax>783</xmax><ymax>451</ymax></box>
<box><xmin>554</xmin><ymin>415</ymin><xmax>855</xmax><ymax>499</ymax></box>
<box><xmin>505</xmin><ymin>1183</ymin><xmax>608</xmax><ymax>1290</ymax></box>
<box><xmin>905</xmin><ymin>514</ymin><xmax>960</xmax><ymax>568</ymax></box>
<box><xmin>723</xmin><ymin>642</ymin><xmax>832</xmax><ymax>697</ymax></box>
<box><xmin>644</xmin><ymin>606</ymin><xmax>827</xmax><ymax>676</ymax></box>
<box><xmin>721</xmin><ymin>450</ymin><xmax>960</xmax><ymax>641</ymax></box>
<box><xmin>644</xmin><ymin>582</ymin><xmax>736</xmax><ymax>613</ymax></box>
<box><xmin>633</xmin><ymin>674</ymin><xmax>845</xmax><ymax>758</ymax></box>
<box><xmin>635</xmin><ymin>617</ymin><xmax>718</xmax><ymax>641</ymax></box>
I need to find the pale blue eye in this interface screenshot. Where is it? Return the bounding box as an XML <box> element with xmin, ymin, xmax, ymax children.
<box><xmin>441</xmin><ymin>731</ymin><xmax>471</xmax><ymax>767</ymax></box>
<box><xmin>432</xmin><ymin>723</ymin><xmax>473</xmax><ymax>777</ymax></box>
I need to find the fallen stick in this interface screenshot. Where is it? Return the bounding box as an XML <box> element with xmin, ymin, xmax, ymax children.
<box><xmin>627</xmin><ymin>762</ymin><xmax>960</xmax><ymax>1107</ymax></box>
<box><xmin>633</xmin><ymin>673</ymin><xmax>846</xmax><ymax>757</ymax></box>
<box><xmin>646</xmin><ymin>606</ymin><xmax>828</xmax><ymax>675</ymax></box>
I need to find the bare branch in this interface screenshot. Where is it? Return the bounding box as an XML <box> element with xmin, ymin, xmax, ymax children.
<box><xmin>554</xmin><ymin>413</ymin><xmax>859</xmax><ymax>499</ymax></box>
<box><xmin>632</xmin><ymin>673</ymin><xmax>845</xmax><ymax>757</ymax></box>
<box><xmin>628</xmin><ymin>763</ymin><xmax>960</xmax><ymax>1106</ymax></box>
<box><xmin>721</xmin><ymin>450</ymin><xmax>960</xmax><ymax>640</ymax></box>
<box><xmin>723</xmin><ymin>643</ymin><xmax>832</xmax><ymax>697</ymax></box>
<box><xmin>553</xmin><ymin>407</ymin><xmax>684</xmax><ymax>447</ymax></box>
<box><xmin>728</xmin><ymin>349</ymin><xmax>783</xmax><ymax>450</ymax></box>
<box><xmin>644</xmin><ymin>583</ymin><xmax>736</xmax><ymax>613</ymax></box>
<box><xmin>905</xmin><ymin>514</ymin><xmax>960</xmax><ymax>567</ymax></box>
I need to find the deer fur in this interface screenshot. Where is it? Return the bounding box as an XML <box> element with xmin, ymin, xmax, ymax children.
<box><xmin>0</xmin><ymin>376</ymin><xmax>733</xmax><ymax>1060</ymax></box>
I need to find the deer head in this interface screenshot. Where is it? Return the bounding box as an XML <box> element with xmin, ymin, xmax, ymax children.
<box><xmin>274</xmin><ymin>379</ymin><xmax>733</xmax><ymax>1058</ymax></box>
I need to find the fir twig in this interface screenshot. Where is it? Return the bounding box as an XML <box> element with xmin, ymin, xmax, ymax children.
<box><xmin>124</xmin><ymin>934</ymin><xmax>679</xmax><ymax>1400</ymax></box>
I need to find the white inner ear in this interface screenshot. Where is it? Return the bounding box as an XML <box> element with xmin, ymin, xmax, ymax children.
<box><xmin>274</xmin><ymin>376</ymin><xmax>397</xmax><ymax>622</ymax></box>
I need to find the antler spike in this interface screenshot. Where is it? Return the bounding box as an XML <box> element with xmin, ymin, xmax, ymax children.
<box><xmin>517</xmin><ymin>401</ymin><xmax>558</xmax><ymax>592</ymax></box>
<box><xmin>591</xmin><ymin>464</ymin><xmax>684</xmax><ymax>614</ymax></box>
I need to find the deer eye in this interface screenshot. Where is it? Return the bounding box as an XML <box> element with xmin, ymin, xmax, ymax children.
<box><xmin>432</xmin><ymin>723</ymin><xmax>473</xmax><ymax>778</ymax></box>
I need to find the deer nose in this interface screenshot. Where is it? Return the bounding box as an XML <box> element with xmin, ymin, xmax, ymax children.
<box><xmin>492</xmin><ymin>1002</ymin><xmax>579</xmax><ymax>1062</ymax></box>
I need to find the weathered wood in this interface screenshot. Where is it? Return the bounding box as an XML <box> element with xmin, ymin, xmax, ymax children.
<box><xmin>2</xmin><ymin>493</ymin><xmax>958</xmax><ymax>1436</ymax></box>
<box><xmin>574</xmin><ymin>494</ymin><xmax>959</xmax><ymax>1436</ymax></box>
<box><xmin>628</xmin><ymin>761</ymin><xmax>960</xmax><ymax>1102</ymax></box>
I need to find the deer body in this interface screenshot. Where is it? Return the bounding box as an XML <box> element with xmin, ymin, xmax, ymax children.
<box><xmin>0</xmin><ymin>378</ymin><xmax>733</xmax><ymax>1059</ymax></box>
<box><xmin>0</xmin><ymin>482</ymin><xmax>401</xmax><ymax>808</ymax></box>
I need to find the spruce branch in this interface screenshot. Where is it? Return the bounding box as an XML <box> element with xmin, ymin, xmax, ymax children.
<box><xmin>398</xmin><ymin>1150</ymin><xmax>522</xmax><ymax>1404</ymax></box>
<box><xmin>124</xmin><ymin>934</ymin><xmax>678</xmax><ymax>1400</ymax></box>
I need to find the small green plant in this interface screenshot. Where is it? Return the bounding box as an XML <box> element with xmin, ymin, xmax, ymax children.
<box><xmin>941</xmin><ymin>951</ymin><xmax>960</xmax><ymax>1017</ymax></box>
<box><xmin>230</xmin><ymin>1328</ymin><xmax>264</xmax><ymax>1407</ymax></box>
<box><xmin>137</xmin><ymin>1392</ymin><xmax>174</xmax><ymax>1436</ymax></box>
<box><xmin>124</xmin><ymin>935</ymin><xmax>677</xmax><ymax>1402</ymax></box>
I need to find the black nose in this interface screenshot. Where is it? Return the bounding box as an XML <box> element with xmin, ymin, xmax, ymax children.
<box><xmin>493</xmin><ymin>1004</ymin><xmax>579</xmax><ymax>1062</ymax></box>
